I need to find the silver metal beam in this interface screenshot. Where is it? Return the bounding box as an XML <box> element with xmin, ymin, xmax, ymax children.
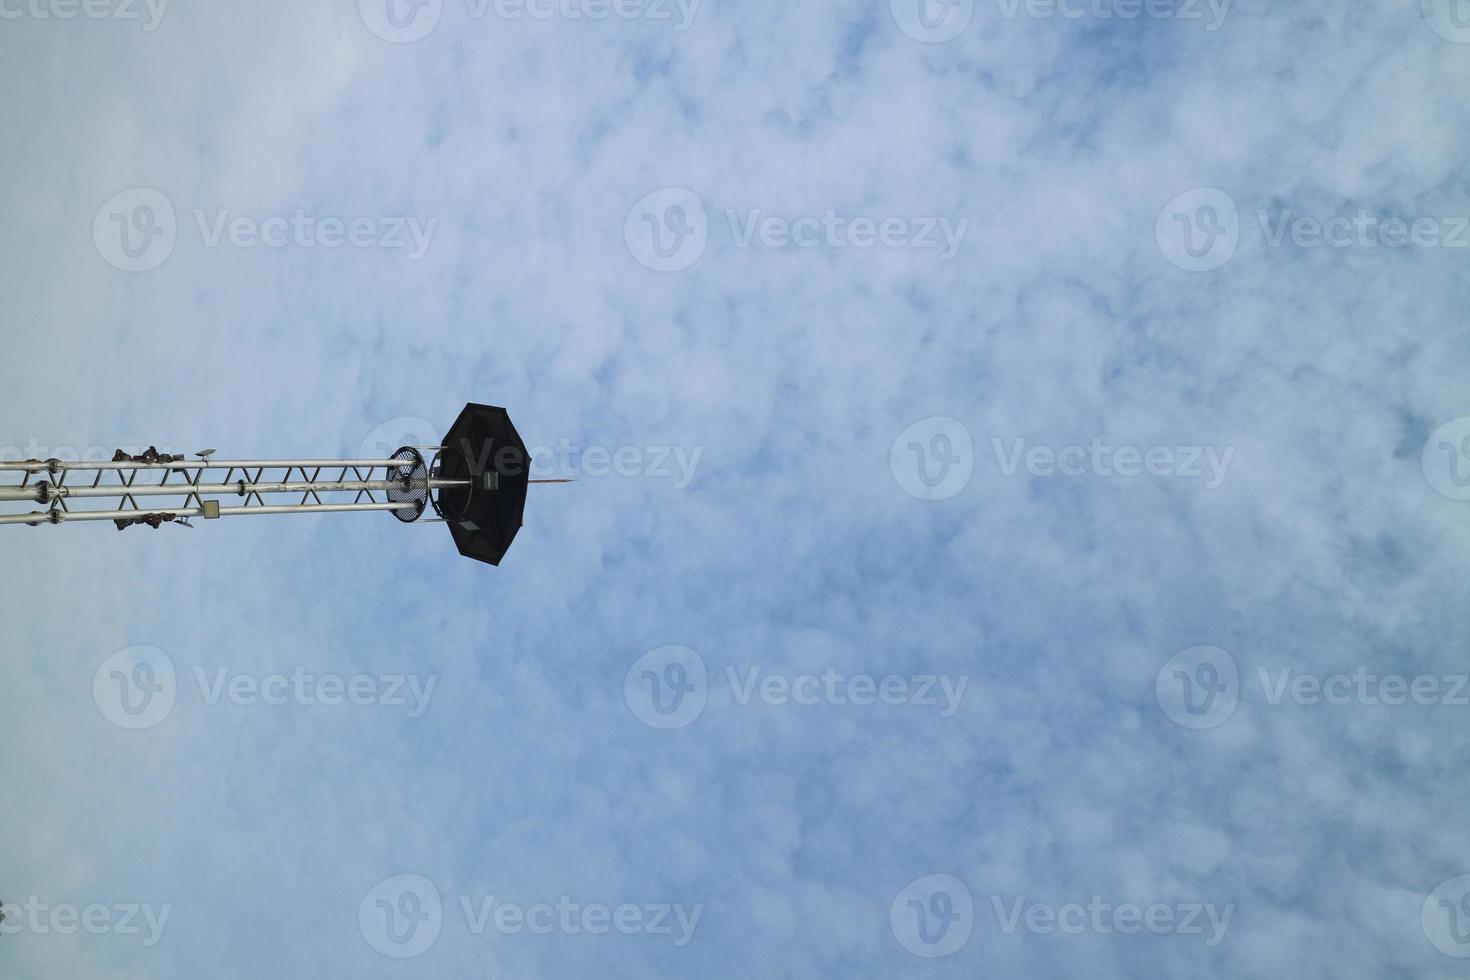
<box><xmin>0</xmin><ymin>477</ymin><xmax>468</xmax><ymax>503</ymax></box>
<box><xmin>0</xmin><ymin>453</ymin><xmax>463</xmax><ymax>528</ymax></box>
<box><xmin>0</xmin><ymin>502</ymin><xmax>410</xmax><ymax>526</ymax></box>
<box><xmin>0</xmin><ymin>458</ymin><xmax>425</xmax><ymax>474</ymax></box>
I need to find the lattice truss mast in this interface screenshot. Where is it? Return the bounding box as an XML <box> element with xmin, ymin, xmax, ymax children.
<box><xmin>0</xmin><ymin>404</ymin><xmax>550</xmax><ymax>567</ymax></box>
<box><xmin>0</xmin><ymin>448</ymin><xmax>448</xmax><ymax>529</ymax></box>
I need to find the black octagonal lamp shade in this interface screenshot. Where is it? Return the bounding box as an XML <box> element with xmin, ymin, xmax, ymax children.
<box><xmin>434</xmin><ymin>403</ymin><xmax>531</xmax><ymax>566</ymax></box>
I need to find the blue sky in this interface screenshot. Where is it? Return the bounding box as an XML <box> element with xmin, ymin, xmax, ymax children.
<box><xmin>3</xmin><ymin>0</ymin><xmax>1470</xmax><ymax>976</ymax></box>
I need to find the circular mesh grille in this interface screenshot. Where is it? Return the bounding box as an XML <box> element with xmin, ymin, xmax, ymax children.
<box><xmin>388</xmin><ymin>447</ymin><xmax>428</xmax><ymax>523</ymax></box>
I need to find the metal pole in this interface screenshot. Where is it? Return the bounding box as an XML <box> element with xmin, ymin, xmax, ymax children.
<box><xmin>0</xmin><ymin>477</ymin><xmax>469</xmax><ymax>503</ymax></box>
<box><xmin>0</xmin><ymin>407</ymin><xmax>549</xmax><ymax>564</ymax></box>
<box><xmin>0</xmin><ymin>454</ymin><xmax>467</xmax><ymax>528</ymax></box>
<box><xmin>0</xmin><ymin>458</ymin><xmax>428</xmax><ymax>474</ymax></box>
<box><xmin>0</xmin><ymin>502</ymin><xmax>412</xmax><ymax>526</ymax></box>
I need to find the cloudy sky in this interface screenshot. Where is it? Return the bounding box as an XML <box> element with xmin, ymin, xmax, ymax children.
<box><xmin>3</xmin><ymin>0</ymin><xmax>1470</xmax><ymax>976</ymax></box>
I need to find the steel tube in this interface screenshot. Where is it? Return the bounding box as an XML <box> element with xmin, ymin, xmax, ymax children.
<box><xmin>0</xmin><ymin>501</ymin><xmax>413</xmax><ymax>526</ymax></box>
<box><xmin>0</xmin><ymin>477</ymin><xmax>469</xmax><ymax>503</ymax></box>
<box><xmin>0</xmin><ymin>458</ymin><xmax>428</xmax><ymax>474</ymax></box>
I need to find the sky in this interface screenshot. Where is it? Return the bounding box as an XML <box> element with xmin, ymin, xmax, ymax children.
<box><xmin>3</xmin><ymin>0</ymin><xmax>1470</xmax><ymax>976</ymax></box>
